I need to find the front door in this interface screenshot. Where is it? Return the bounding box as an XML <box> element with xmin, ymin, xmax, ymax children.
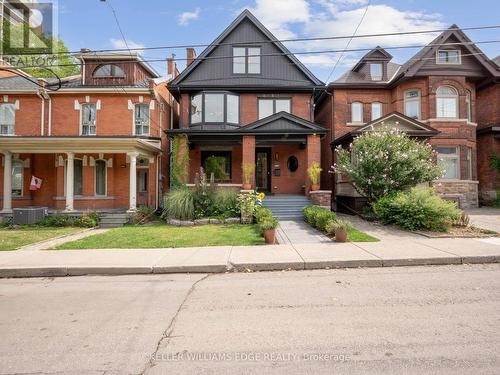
<box><xmin>255</xmin><ymin>148</ymin><xmax>271</xmax><ymax>193</ymax></box>
<box><xmin>137</xmin><ymin>169</ymin><xmax>148</xmax><ymax>206</ymax></box>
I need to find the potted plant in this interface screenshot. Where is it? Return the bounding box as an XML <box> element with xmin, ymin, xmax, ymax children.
<box><xmin>259</xmin><ymin>216</ymin><xmax>279</xmax><ymax>244</ymax></box>
<box><xmin>242</xmin><ymin>163</ymin><xmax>255</xmax><ymax>190</ymax></box>
<box><xmin>331</xmin><ymin>219</ymin><xmax>352</xmax><ymax>243</ymax></box>
<box><xmin>307</xmin><ymin>161</ymin><xmax>322</xmax><ymax>191</ymax></box>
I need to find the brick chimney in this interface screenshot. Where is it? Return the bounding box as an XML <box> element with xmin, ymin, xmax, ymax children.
<box><xmin>167</xmin><ymin>54</ymin><xmax>176</xmax><ymax>77</ymax></box>
<box><xmin>186</xmin><ymin>48</ymin><xmax>196</xmax><ymax>66</ymax></box>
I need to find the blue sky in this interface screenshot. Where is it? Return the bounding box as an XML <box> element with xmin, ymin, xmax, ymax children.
<box><xmin>57</xmin><ymin>0</ymin><xmax>500</xmax><ymax>81</ymax></box>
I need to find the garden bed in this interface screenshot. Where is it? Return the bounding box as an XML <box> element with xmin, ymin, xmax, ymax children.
<box><xmin>414</xmin><ymin>226</ymin><xmax>498</xmax><ymax>238</ymax></box>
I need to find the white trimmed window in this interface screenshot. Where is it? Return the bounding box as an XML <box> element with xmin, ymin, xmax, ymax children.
<box><xmin>437</xmin><ymin>50</ymin><xmax>460</xmax><ymax>64</ymax></box>
<box><xmin>436</xmin><ymin>146</ymin><xmax>459</xmax><ymax>179</ymax></box>
<box><xmin>436</xmin><ymin>86</ymin><xmax>458</xmax><ymax>119</ymax></box>
<box><xmin>466</xmin><ymin>90</ymin><xmax>472</xmax><ymax>122</ymax></box>
<box><xmin>12</xmin><ymin>160</ymin><xmax>23</xmax><ymax>196</ymax></box>
<box><xmin>404</xmin><ymin>90</ymin><xmax>421</xmax><ymax>119</ymax></box>
<box><xmin>81</xmin><ymin>103</ymin><xmax>97</xmax><ymax>135</ymax></box>
<box><xmin>0</xmin><ymin>103</ymin><xmax>15</xmax><ymax>135</ymax></box>
<box><xmin>95</xmin><ymin>160</ymin><xmax>107</xmax><ymax>196</ymax></box>
<box><xmin>351</xmin><ymin>102</ymin><xmax>363</xmax><ymax>123</ymax></box>
<box><xmin>370</xmin><ymin>63</ymin><xmax>383</xmax><ymax>81</ymax></box>
<box><xmin>258</xmin><ymin>98</ymin><xmax>291</xmax><ymax>119</ymax></box>
<box><xmin>371</xmin><ymin>102</ymin><xmax>382</xmax><ymax>121</ymax></box>
<box><xmin>135</xmin><ymin>104</ymin><xmax>150</xmax><ymax>135</ymax></box>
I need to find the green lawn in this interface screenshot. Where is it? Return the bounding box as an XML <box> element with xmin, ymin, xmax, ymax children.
<box><xmin>347</xmin><ymin>228</ymin><xmax>379</xmax><ymax>242</ymax></box>
<box><xmin>0</xmin><ymin>227</ymin><xmax>83</xmax><ymax>251</ymax></box>
<box><xmin>57</xmin><ymin>224</ymin><xmax>264</xmax><ymax>249</ymax></box>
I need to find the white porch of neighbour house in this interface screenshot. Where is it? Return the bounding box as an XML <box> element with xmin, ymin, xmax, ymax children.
<box><xmin>0</xmin><ymin>137</ymin><xmax>161</xmax><ymax>214</ymax></box>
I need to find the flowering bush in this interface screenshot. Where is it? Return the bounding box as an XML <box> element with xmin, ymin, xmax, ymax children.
<box><xmin>332</xmin><ymin>128</ymin><xmax>443</xmax><ymax>203</ymax></box>
<box><xmin>238</xmin><ymin>191</ymin><xmax>264</xmax><ymax>223</ymax></box>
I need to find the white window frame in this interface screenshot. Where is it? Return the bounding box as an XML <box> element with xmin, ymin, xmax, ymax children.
<box><xmin>11</xmin><ymin>159</ymin><xmax>23</xmax><ymax>196</ymax></box>
<box><xmin>436</xmin><ymin>49</ymin><xmax>461</xmax><ymax>64</ymax></box>
<box><xmin>370</xmin><ymin>63</ymin><xmax>383</xmax><ymax>81</ymax></box>
<box><xmin>371</xmin><ymin>102</ymin><xmax>382</xmax><ymax>121</ymax></box>
<box><xmin>232</xmin><ymin>46</ymin><xmax>261</xmax><ymax>74</ymax></box>
<box><xmin>436</xmin><ymin>86</ymin><xmax>459</xmax><ymax>119</ymax></box>
<box><xmin>436</xmin><ymin>146</ymin><xmax>460</xmax><ymax>180</ymax></box>
<box><xmin>465</xmin><ymin>90</ymin><xmax>472</xmax><ymax>122</ymax></box>
<box><xmin>80</xmin><ymin>103</ymin><xmax>97</xmax><ymax>136</ymax></box>
<box><xmin>0</xmin><ymin>103</ymin><xmax>16</xmax><ymax>135</ymax></box>
<box><xmin>134</xmin><ymin>103</ymin><xmax>150</xmax><ymax>136</ymax></box>
<box><xmin>94</xmin><ymin>159</ymin><xmax>107</xmax><ymax>196</ymax></box>
<box><xmin>351</xmin><ymin>102</ymin><xmax>363</xmax><ymax>123</ymax></box>
<box><xmin>258</xmin><ymin>98</ymin><xmax>291</xmax><ymax>120</ymax></box>
<box><xmin>404</xmin><ymin>89</ymin><xmax>421</xmax><ymax>120</ymax></box>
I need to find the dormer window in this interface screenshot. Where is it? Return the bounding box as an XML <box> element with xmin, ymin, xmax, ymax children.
<box><xmin>93</xmin><ymin>64</ymin><xmax>125</xmax><ymax>78</ymax></box>
<box><xmin>370</xmin><ymin>63</ymin><xmax>383</xmax><ymax>81</ymax></box>
<box><xmin>436</xmin><ymin>50</ymin><xmax>460</xmax><ymax>64</ymax></box>
<box><xmin>233</xmin><ymin>47</ymin><xmax>261</xmax><ymax>74</ymax></box>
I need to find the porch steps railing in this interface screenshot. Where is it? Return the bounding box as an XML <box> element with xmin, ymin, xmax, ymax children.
<box><xmin>99</xmin><ymin>213</ymin><xmax>129</xmax><ymax>228</ymax></box>
<box><xmin>262</xmin><ymin>195</ymin><xmax>310</xmax><ymax>220</ymax></box>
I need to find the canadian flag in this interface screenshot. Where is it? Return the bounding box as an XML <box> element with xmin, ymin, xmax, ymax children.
<box><xmin>30</xmin><ymin>176</ymin><xmax>43</xmax><ymax>191</ymax></box>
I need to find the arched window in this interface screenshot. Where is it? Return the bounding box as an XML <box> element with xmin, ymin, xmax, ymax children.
<box><xmin>404</xmin><ymin>90</ymin><xmax>421</xmax><ymax>119</ymax></box>
<box><xmin>11</xmin><ymin>160</ymin><xmax>23</xmax><ymax>196</ymax></box>
<box><xmin>95</xmin><ymin>160</ymin><xmax>107</xmax><ymax>196</ymax></box>
<box><xmin>351</xmin><ymin>102</ymin><xmax>363</xmax><ymax>123</ymax></box>
<box><xmin>436</xmin><ymin>86</ymin><xmax>458</xmax><ymax>118</ymax></box>
<box><xmin>93</xmin><ymin>64</ymin><xmax>125</xmax><ymax>78</ymax></box>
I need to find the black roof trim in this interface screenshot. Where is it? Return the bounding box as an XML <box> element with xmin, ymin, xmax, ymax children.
<box><xmin>244</xmin><ymin>111</ymin><xmax>326</xmax><ymax>133</ymax></box>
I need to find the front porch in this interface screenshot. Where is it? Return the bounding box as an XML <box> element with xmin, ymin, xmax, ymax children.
<box><xmin>0</xmin><ymin>137</ymin><xmax>161</xmax><ymax>215</ymax></box>
<box><xmin>168</xmin><ymin>112</ymin><xmax>327</xmax><ymax>195</ymax></box>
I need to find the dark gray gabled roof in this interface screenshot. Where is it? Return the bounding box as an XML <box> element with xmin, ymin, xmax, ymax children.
<box><xmin>493</xmin><ymin>55</ymin><xmax>500</xmax><ymax>68</ymax></box>
<box><xmin>0</xmin><ymin>75</ymin><xmax>41</xmax><ymax>90</ymax></box>
<box><xmin>169</xmin><ymin>9</ymin><xmax>323</xmax><ymax>90</ymax></box>
<box><xmin>244</xmin><ymin>111</ymin><xmax>326</xmax><ymax>134</ymax></box>
<box><xmin>333</xmin><ymin>61</ymin><xmax>401</xmax><ymax>85</ymax></box>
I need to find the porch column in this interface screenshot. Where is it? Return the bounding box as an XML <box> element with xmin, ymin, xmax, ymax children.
<box><xmin>65</xmin><ymin>152</ymin><xmax>74</xmax><ymax>211</ymax></box>
<box><xmin>306</xmin><ymin>134</ymin><xmax>321</xmax><ymax>192</ymax></box>
<box><xmin>1</xmin><ymin>151</ymin><xmax>12</xmax><ymax>213</ymax></box>
<box><xmin>128</xmin><ymin>152</ymin><xmax>138</xmax><ymax>212</ymax></box>
<box><xmin>242</xmin><ymin>135</ymin><xmax>256</xmax><ymax>188</ymax></box>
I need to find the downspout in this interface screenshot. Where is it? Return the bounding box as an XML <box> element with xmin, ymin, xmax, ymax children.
<box><xmin>156</xmin><ymin>154</ymin><xmax>160</xmax><ymax>209</ymax></box>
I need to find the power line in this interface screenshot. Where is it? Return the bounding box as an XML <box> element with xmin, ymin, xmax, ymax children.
<box><xmin>0</xmin><ymin>67</ymin><xmax>62</xmax><ymax>91</ymax></box>
<box><xmin>10</xmin><ymin>39</ymin><xmax>500</xmax><ymax>72</ymax></box>
<box><xmin>325</xmin><ymin>0</ymin><xmax>370</xmax><ymax>83</ymax></box>
<box><xmin>6</xmin><ymin>24</ymin><xmax>500</xmax><ymax>57</ymax></box>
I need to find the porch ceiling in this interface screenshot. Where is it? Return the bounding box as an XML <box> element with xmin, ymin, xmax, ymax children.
<box><xmin>0</xmin><ymin>137</ymin><xmax>161</xmax><ymax>156</ymax></box>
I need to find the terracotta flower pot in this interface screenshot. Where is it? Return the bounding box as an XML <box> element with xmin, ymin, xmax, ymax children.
<box><xmin>264</xmin><ymin>228</ymin><xmax>276</xmax><ymax>244</ymax></box>
<box><xmin>311</xmin><ymin>183</ymin><xmax>320</xmax><ymax>191</ymax></box>
<box><xmin>335</xmin><ymin>229</ymin><xmax>348</xmax><ymax>243</ymax></box>
<box><xmin>242</xmin><ymin>183</ymin><xmax>252</xmax><ymax>190</ymax></box>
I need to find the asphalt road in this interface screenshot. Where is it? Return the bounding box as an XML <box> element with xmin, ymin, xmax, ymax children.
<box><xmin>0</xmin><ymin>264</ymin><xmax>499</xmax><ymax>374</ymax></box>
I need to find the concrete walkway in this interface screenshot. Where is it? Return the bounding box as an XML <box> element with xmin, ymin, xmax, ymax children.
<box><xmin>17</xmin><ymin>228</ymin><xmax>110</xmax><ymax>251</ymax></box>
<box><xmin>1</xmin><ymin>235</ymin><xmax>499</xmax><ymax>278</ymax></box>
<box><xmin>276</xmin><ymin>220</ymin><xmax>331</xmax><ymax>244</ymax></box>
<box><xmin>466</xmin><ymin>207</ymin><xmax>500</xmax><ymax>233</ymax></box>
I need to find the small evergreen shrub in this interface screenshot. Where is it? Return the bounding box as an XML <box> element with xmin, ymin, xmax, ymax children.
<box><xmin>303</xmin><ymin>205</ymin><xmax>336</xmax><ymax>231</ymax></box>
<box><xmin>37</xmin><ymin>215</ymin><xmax>74</xmax><ymax>227</ymax></box>
<box><xmin>373</xmin><ymin>187</ymin><xmax>461</xmax><ymax>232</ymax></box>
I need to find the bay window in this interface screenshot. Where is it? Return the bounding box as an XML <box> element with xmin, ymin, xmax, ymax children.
<box><xmin>135</xmin><ymin>104</ymin><xmax>150</xmax><ymax>135</ymax></box>
<box><xmin>436</xmin><ymin>86</ymin><xmax>458</xmax><ymax>119</ymax></box>
<box><xmin>258</xmin><ymin>98</ymin><xmax>291</xmax><ymax>119</ymax></box>
<box><xmin>190</xmin><ymin>92</ymin><xmax>239</xmax><ymax>125</ymax></box>
<box><xmin>351</xmin><ymin>102</ymin><xmax>363</xmax><ymax>123</ymax></box>
<box><xmin>81</xmin><ymin>103</ymin><xmax>97</xmax><ymax>135</ymax></box>
<box><xmin>0</xmin><ymin>103</ymin><xmax>15</xmax><ymax>135</ymax></box>
<box><xmin>436</xmin><ymin>147</ymin><xmax>459</xmax><ymax>179</ymax></box>
<box><xmin>404</xmin><ymin>90</ymin><xmax>420</xmax><ymax>119</ymax></box>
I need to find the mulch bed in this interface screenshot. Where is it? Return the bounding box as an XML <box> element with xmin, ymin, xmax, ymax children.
<box><xmin>414</xmin><ymin>226</ymin><xmax>498</xmax><ymax>238</ymax></box>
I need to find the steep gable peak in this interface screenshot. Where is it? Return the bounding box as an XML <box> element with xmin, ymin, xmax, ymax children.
<box><xmin>352</xmin><ymin>47</ymin><xmax>393</xmax><ymax>72</ymax></box>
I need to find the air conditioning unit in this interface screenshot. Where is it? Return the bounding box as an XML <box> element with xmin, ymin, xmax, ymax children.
<box><xmin>13</xmin><ymin>207</ymin><xmax>48</xmax><ymax>225</ymax></box>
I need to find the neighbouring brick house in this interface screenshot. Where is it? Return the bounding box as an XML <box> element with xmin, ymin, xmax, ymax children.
<box><xmin>0</xmin><ymin>52</ymin><xmax>176</xmax><ymax>216</ymax></box>
<box><xmin>166</xmin><ymin>10</ymin><xmax>327</xmax><ymax>196</ymax></box>
<box><xmin>476</xmin><ymin>56</ymin><xmax>500</xmax><ymax>204</ymax></box>
<box><xmin>316</xmin><ymin>25</ymin><xmax>500</xmax><ymax>210</ymax></box>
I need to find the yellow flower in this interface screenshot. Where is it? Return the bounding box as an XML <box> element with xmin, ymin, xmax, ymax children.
<box><xmin>258</xmin><ymin>192</ymin><xmax>265</xmax><ymax>200</ymax></box>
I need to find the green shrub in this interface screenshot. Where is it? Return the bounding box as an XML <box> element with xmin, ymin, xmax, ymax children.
<box><xmin>330</xmin><ymin>219</ymin><xmax>353</xmax><ymax>232</ymax></box>
<box><xmin>303</xmin><ymin>205</ymin><xmax>336</xmax><ymax>231</ymax></box>
<box><xmin>325</xmin><ymin>219</ymin><xmax>337</xmax><ymax>235</ymax></box>
<box><xmin>258</xmin><ymin>216</ymin><xmax>278</xmax><ymax>233</ymax></box>
<box><xmin>213</xmin><ymin>189</ymin><xmax>240</xmax><ymax>218</ymax></box>
<box><xmin>37</xmin><ymin>215</ymin><xmax>74</xmax><ymax>227</ymax></box>
<box><xmin>373</xmin><ymin>187</ymin><xmax>461</xmax><ymax>232</ymax></box>
<box><xmin>255</xmin><ymin>207</ymin><xmax>273</xmax><ymax>223</ymax></box>
<box><xmin>193</xmin><ymin>168</ymin><xmax>216</xmax><ymax>219</ymax></box>
<box><xmin>162</xmin><ymin>187</ymin><xmax>195</xmax><ymax>220</ymax></box>
<box><xmin>74</xmin><ymin>212</ymin><xmax>99</xmax><ymax>227</ymax></box>
<box><xmin>132</xmin><ymin>205</ymin><xmax>155</xmax><ymax>224</ymax></box>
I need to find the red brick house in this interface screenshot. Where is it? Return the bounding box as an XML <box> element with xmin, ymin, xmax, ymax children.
<box><xmin>167</xmin><ymin>10</ymin><xmax>326</xmax><ymax>195</ymax></box>
<box><xmin>0</xmin><ymin>52</ymin><xmax>175</xmax><ymax>216</ymax></box>
<box><xmin>476</xmin><ymin>56</ymin><xmax>500</xmax><ymax>204</ymax></box>
<box><xmin>316</xmin><ymin>26</ymin><xmax>500</xmax><ymax>210</ymax></box>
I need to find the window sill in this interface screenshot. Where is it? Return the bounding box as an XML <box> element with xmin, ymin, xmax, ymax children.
<box><xmin>434</xmin><ymin>179</ymin><xmax>478</xmax><ymax>184</ymax></box>
<box><xmin>346</xmin><ymin>122</ymin><xmax>365</xmax><ymax>126</ymax></box>
<box><xmin>52</xmin><ymin>195</ymin><xmax>116</xmax><ymax>200</ymax></box>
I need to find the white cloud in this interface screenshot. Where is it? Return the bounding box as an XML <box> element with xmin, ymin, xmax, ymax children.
<box><xmin>178</xmin><ymin>8</ymin><xmax>201</xmax><ymax>26</ymax></box>
<box><xmin>110</xmin><ymin>38</ymin><xmax>145</xmax><ymax>53</ymax></box>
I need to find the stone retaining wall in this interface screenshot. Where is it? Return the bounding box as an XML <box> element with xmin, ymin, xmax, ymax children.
<box><xmin>432</xmin><ymin>180</ymin><xmax>479</xmax><ymax>208</ymax></box>
<box><xmin>309</xmin><ymin>190</ymin><xmax>332</xmax><ymax>208</ymax></box>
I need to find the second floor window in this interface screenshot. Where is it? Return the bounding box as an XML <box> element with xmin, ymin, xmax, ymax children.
<box><xmin>135</xmin><ymin>104</ymin><xmax>150</xmax><ymax>135</ymax></box>
<box><xmin>81</xmin><ymin>104</ymin><xmax>96</xmax><ymax>135</ymax></box>
<box><xmin>190</xmin><ymin>92</ymin><xmax>239</xmax><ymax>124</ymax></box>
<box><xmin>436</xmin><ymin>86</ymin><xmax>458</xmax><ymax>119</ymax></box>
<box><xmin>371</xmin><ymin>102</ymin><xmax>382</xmax><ymax>121</ymax></box>
<box><xmin>0</xmin><ymin>104</ymin><xmax>15</xmax><ymax>135</ymax></box>
<box><xmin>258</xmin><ymin>98</ymin><xmax>291</xmax><ymax>119</ymax></box>
<box><xmin>370</xmin><ymin>63</ymin><xmax>383</xmax><ymax>81</ymax></box>
<box><xmin>404</xmin><ymin>90</ymin><xmax>421</xmax><ymax>119</ymax></box>
<box><xmin>351</xmin><ymin>102</ymin><xmax>363</xmax><ymax>123</ymax></box>
<box><xmin>466</xmin><ymin>90</ymin><xmax>472</xmax><ymax>122</ymax></box>
<box><xmin>93</xmin><ymin>64</ymin><xmax>125</xmax><ymax>78</ymax></box>
<box><xmin>233</xmin><ymin>47</ymin><xmax>261</xmax><ymax>74</ymax></box>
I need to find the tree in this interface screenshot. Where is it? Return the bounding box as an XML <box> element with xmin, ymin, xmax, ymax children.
<box><xmin>332</xmin><ymin>128</ymin><xmax>443</xmax><ymax>203</ymax></box>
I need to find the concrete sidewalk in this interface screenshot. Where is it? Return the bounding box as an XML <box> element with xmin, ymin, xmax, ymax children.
<box><xmin>1</xmin><ymin>236</ymin><xmax>499</xmax><ymax>278</ymax></box>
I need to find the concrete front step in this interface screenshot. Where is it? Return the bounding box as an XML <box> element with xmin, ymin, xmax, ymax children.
<box><xmin>99</xmin><ymin>213</ymin><xmax>129</xmax><ymax>228</ymax></box>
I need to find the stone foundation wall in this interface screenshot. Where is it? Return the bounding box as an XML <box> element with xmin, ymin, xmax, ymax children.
<box><xmin>432</xmin><ymin>180</ymin><xmax>479</xmax><ymax>208</ymax></box>
<box><xmin>309</xmin><ymin>190</ymin><xmax>331</xmax><ymax>208</ymax></box>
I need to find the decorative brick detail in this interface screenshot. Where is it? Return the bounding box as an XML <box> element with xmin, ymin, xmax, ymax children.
<box><xmin>432</xmin><ymin>180</ymin><xmax>479</xmax><ymax>208</ymax></box>
<box><xmin>309</xmin><ymin>190</ymin><xmax>331</xmax><ymax>208</ymax></box>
